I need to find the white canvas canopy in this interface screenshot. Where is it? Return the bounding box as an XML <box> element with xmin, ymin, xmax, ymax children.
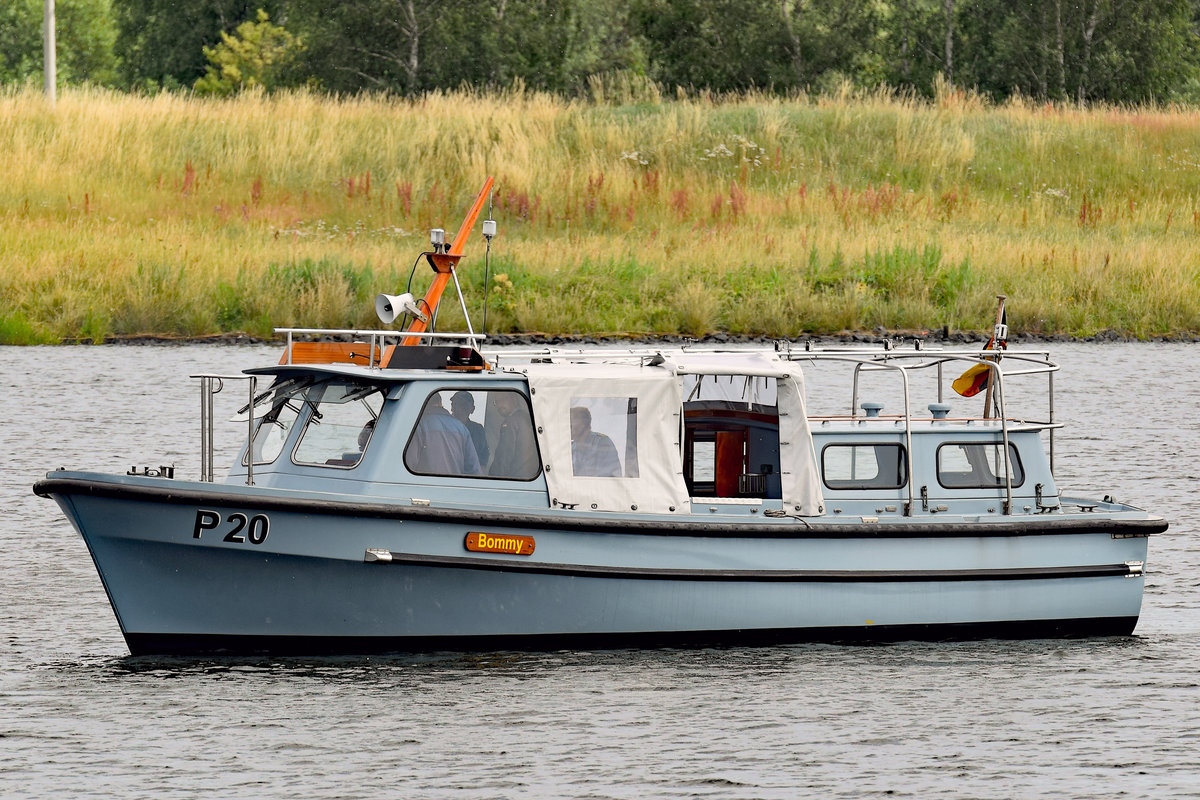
<box><xmin>520</xmin><ymin>352</ymin><xmax>825</xmax><ymax>517</ymax></box>
<box><xmin>523</xmin><ymin>363</ymin><xmax>690</xmax><ymax>514</ymax></box>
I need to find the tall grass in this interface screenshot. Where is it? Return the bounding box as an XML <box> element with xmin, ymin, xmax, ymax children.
<box><xmin>3</xmin><ymin>83</ymin><xmax>1200</xmax><ymax>343</ymax></box>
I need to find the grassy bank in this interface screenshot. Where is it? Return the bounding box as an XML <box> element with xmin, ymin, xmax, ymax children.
<box><xmin>3</xmin><ymin>84</ymin><xmax>1200</xmax><ymax>344</ymax></box>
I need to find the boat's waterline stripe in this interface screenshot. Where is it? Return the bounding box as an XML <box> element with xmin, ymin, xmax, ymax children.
<box><xmin>363</xmin><ymin>549</ymin><xmax>1144</xmax><ymax>582</ymax></box>
<box><xmin>34</xmin><ymin>477</ymin><xmax>1167</xmax><ymax>539</ymax></box>
<box><xmin>121</xmin><ymin>616</ymin><xmax>1143</xmax><ymax>656</ymax></box>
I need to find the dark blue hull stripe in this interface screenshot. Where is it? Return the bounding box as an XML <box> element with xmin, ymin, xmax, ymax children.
<box><xmin>369</xmin><ymin>550</ymin><xmax>1142</xmax><ymax>582</ymax></box>
<box><xmin>122</xmin><ymin>617</ymin><xmax>1141</xmax><ymax>656</ymax></box>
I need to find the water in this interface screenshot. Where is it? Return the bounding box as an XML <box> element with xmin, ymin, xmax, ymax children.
<box><xmin>2</xmin><ymin>342</ymin><xmax>1198</xmax><ymax>798</ymax></box>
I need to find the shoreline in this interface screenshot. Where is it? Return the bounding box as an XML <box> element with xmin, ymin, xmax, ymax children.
<box><xmin>55</xmin><ymin>328</ymin><xmax>1200</xmax><ymax>347</ymax></box>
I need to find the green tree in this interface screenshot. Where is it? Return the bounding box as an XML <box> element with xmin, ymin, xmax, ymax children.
<box><xmin>193</xmin><ymin>9</ymin><xmax>302</xmax><ymax>94</ymax></box>
<box><xmin>286</xmin><ymin>0</ymin><xmax>458</xmax><ymax>93</ymax></box>
<box><xmin>1079</xmin><ymin>0</ymin><xmax>1199</xmax><ymax>103</ymax></box>
<box><xmin>558</xmin><ymin>0</ymin><xmax>647</xmax><ymax>92</ymax></box>
<box><xmin>0</xmin><ymin>2</ymin><xmax>41</xmax><ymax>83</ymax></box>
<box><xmin>632</xmin><ymin>0</ymin><xmax>796</xmax><ymax>91</ymax></box>
<box><xmin>0</xmin><ymin>0</ymin><xmax>117</xmax><ymax>85</ymax></box>
<box><xmin>880</xmin><ymin>0</ymin><xmax>949</xmax><ymax>94</ymax></box>
<box><xmin>958</xmin><ymin>0</ymin><xmax>1198</xmax><ymax>103</ymax></box>
<box><xmin>632</xmin><ymin>0</ymin><xmax>882</xmax><ymax>93</ymax></box>
<box><xmin>780</xmin><ymin>0</ymin><xmax>884</xmax><ymax>89</ymax></box>
<box><xmin>288</xmin><ymin>0</ymin><xmax>626</xmax><ymax>95</ymax></box>
<box><xmin>489</xmin><ymin>0</ymin><xmax>575</xmax><ymax>90</ymax></box>
<box><xmin>113</xmin><ymin>0</ymin><xmax>282</xmax><ymax>89</ymax></box>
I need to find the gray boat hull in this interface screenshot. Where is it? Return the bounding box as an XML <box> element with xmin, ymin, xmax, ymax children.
<box><xmin>37</xmin><ymin>473</ymin><xmax>1156</xmax><ymax>655</ymax></box>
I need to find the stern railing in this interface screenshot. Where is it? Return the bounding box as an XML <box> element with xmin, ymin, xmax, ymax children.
<box><xmin>787</xmin><ymin>345</ymin><xmax>1060</xmax><ymax>516</ymax></box>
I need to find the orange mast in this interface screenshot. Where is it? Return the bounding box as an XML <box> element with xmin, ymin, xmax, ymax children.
<box><xmin>402</xmin><ymin>177</ymin><xmax>494</xmax><ymax>346</ymax></box>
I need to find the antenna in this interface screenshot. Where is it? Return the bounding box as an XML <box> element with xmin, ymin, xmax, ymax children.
<box><xmin>482</xmin><ymin>190</ymin><xmax>496</xmax><ymax>333</ymax></box>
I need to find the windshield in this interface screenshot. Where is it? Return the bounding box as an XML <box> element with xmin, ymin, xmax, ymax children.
<box><xmin>291</xmin><ymin>381</ymin><xmax>385</xmax><ymax>469</ymax></box>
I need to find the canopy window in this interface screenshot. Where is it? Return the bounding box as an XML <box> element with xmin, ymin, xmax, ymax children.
<box><xmin>522</xmin><ymin>364</ymin><xmax>689</xmax><ymax>514</ymax></box>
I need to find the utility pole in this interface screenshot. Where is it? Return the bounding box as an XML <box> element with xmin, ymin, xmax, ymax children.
<box><xmin>44</xmin><ymin>0</ymin><xmax>56</xmax><ymax>106</ymax></box>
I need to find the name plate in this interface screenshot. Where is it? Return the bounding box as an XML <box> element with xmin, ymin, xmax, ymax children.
<box><xmin>465</xmin><ymin>532</ymin><xmax>535</xmax><ymax>556</ymax></box>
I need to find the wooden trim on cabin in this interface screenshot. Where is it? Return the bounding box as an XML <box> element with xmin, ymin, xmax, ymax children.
<box><xmin>279</xmin><ymin>342</ymin><xmax>381</xmax><ymax>366</ymax></box>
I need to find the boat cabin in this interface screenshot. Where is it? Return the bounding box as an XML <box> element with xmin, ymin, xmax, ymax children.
<box><xmin>209</xmin><ymin>333</ymin><xmax>1061</xmax><ymax>522</ymax></box>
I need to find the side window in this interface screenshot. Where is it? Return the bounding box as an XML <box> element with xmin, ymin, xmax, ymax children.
<box><xmin>406</xmin><ymin>389</ymin><xmax>540</xmax><ymax>480</ymax></box>
<box><xmin>570</xmin><ymin>396</ymin><xmax>637</xmax><ymax>478</ymax></box>
<box><xmin>293</xmin><ymin>383</ymin><xmax>383</xmax><ymax>469</ymax></box>
<box><xmin>937</xmin><ymin>442</ymin><xmax>1024</xmax><ymax>488</ymax></box>
<box><xmin>822</xmin><ymin>444</ymin><xmax>907</xmax><ymax>489</ymax></box>
<box><xmin>247</xmin><ymin>400</ymin><xmax>301</xmax><ymax>465</ymax></box>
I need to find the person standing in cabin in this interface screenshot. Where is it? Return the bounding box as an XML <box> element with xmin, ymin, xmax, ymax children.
<box><xmin>409</xmin><ymin>394</ymin><xmax>481</xmax><ymax>475</ymax></box>
<box><xmin>450</xmin><ymin>391</ymin><xmax>489</xmax><ymax>466</ymax></box>
<box><xmin>488</xmin><ymin>392</ymin><xmax>540</xmax><ymax>479</ymax></box>
<box><xmin>570</xmin><ymin>405</ymin><xmax>621</xmax><ymax>477</ymax></box>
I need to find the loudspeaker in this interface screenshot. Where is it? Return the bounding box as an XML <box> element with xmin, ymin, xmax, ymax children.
<box><xmin>375</xmin><ymin>292</ymin><xmax>423</xmax><ymax>324</ymax></box>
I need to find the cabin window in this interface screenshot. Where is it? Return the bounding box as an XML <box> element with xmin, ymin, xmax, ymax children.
<box><xmin>292</xmin><ymin>382</ymin><xmax>384</xmax><ymax>469</ymax></box>
<box><xmin>821</xmin><ymin>444</ymin><xmax>907</xmax><ymax>490</ymax></box>
<box><xmin>246</xmin><ymin>400</ymin><xmax>301</xmax><ymax>465</ymax></box>
<box><xmin>937</xmin><ymin>442</ymin><xmax>1024</xmax><ymax>488</ymax></box>
<box><xmin>405</xmin><ymin>389</ymin><xmax>540</xmax><ymax>480</ymax></box>
<box><xmin>569</xmin><ymin>396</ymin><xmax>638</xmax><ymax>478</ymax></box>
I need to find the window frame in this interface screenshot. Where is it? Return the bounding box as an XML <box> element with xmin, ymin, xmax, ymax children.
<box><xmin>935</xmin><ymin>441</ymin><xmax>1025</xmax><ymax>490</ymax></box>
<box><xmin>403</xmin><ymin>387</ymin><xmax>542</xmax><ymax>482</ymax></box>
<box><xmin>820</xmin><ymin>442</ymin><xmax>909</xmax><ymax>491</ymax></box>
<box><xmin>243</xmin><ymin>399</ymin><xmax>303</xmax><ymax>466</ymax></box>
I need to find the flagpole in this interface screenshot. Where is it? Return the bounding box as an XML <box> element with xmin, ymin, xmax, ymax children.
<box><xmin>982</xmin><ymin>294</ymin><xmax>1006</xmax><ymax>419</ymax></box>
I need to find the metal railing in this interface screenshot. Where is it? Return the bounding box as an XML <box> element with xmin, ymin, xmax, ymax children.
<box><xmin>191</xmin><ymin>373</ymin><xmax>257</xmax><ymax>485</ymax></box>
<box><xmin>788</xmin><ymin>346</ymin><xmax>1060</xmax><ymax>516</ymax></box>
<box><xmin>276</xmin><ymin>328</ymin><xmax>485</xmax><ymax>369</ymax></box>
<box><xmin>481</xmin><ymin>341</ymin><xmax>1061</xmax><ymax>516</ymax></box>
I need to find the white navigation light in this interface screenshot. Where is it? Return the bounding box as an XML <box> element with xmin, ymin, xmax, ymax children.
<box><xmin>375</xmin><ymin>292</ymin><xmax>426</xmax><ymax>324</ymax></box>
<box><xmin>482</xmin><ymin>219</ymin><xmax>497</xmax><ymax>240</ymax></box>
<box><xmin>430</xmin><ymin>228</ymin><xmax>445</xmax><ymax>251</ymax></box>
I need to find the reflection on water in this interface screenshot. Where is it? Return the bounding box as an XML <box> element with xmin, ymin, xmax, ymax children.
<box><xmin>2</xmin><ymin>342</ymin><xmax>1199</xmax><ymax>799</ymax></box>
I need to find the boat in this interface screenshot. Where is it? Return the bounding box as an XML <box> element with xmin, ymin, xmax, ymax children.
<box><xmin>34</xmin><ymin>178</ymin><xmax>1166</xmax><ymax>656</ymax></box>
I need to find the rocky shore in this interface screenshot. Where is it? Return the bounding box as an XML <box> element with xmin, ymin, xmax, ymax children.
<box><xmin>64</xmin><ymin>327</ymin><xmax>1200</xmax><ymax>347</ymax></box>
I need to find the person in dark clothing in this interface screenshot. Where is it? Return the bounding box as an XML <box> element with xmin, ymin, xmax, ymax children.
<box><xmin>488</xmin><ymin>392</ymin><xmax>540</xmax><ymax>479</ymax></box>
<box><xmin>451</xmin><ymin>391</ymin><xmax>489</xmax><ymax>466</ymax></box>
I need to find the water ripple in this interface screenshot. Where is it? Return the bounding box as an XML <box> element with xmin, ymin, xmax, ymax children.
<box><xmin>2</xmin><ymin>343</ymin><xmax>1200</xmax><ymax>798</ymax></box>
